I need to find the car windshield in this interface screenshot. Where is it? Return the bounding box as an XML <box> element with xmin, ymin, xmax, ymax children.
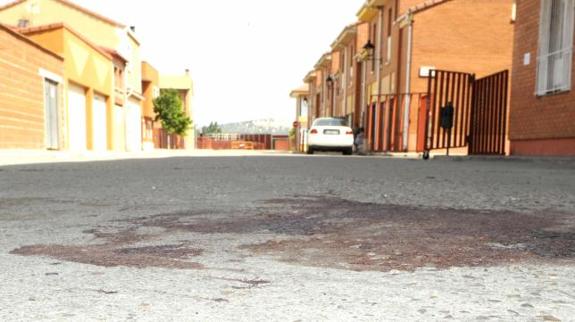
<box><xmin>314</xmin><ymin>119</ymin><xmax>347</xmax><ymax>127</ymax></box>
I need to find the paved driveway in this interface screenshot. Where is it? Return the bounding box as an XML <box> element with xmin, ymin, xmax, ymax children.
<box><xmin>1</xmin><ymin>156</ymin><xmax>574</xmax><ymax>321</ymax></box>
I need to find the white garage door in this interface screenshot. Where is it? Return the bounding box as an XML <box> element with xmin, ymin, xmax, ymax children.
<box><xmin>67</xmin><ymin>84</ymin><xmax>87</xmax><ymax>151</ymax></box>
<box><xmin>113</xmin><ymin>105</ymin><xmax>125</xmax><ymax>151</ymax></box>
<box><xmin>92</xmin><ymin>94</ymin><xmax>107</xmax><ymax>151</ymax></box>
<box><xmin>125</xmin><ymin>99</ymin><xmax>142</xmax><ymax>152</ymax></box>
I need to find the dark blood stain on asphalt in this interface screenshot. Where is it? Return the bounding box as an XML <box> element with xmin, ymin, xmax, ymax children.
<box><xmin>10</xmin><ymin>229</ymin><xmax>204</xmax><ymax>270</ymax></box>
<box><xmin>135</xmin><ymin>196</ymin><xmax>575</xmax><ymax>272</ymax></box>
<box><xmin>10</xmin><ymin>196</ymin><xmax>575</xmax><ymax>272</ymax></box>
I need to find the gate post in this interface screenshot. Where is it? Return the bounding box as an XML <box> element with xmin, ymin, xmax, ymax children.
<box><xmin>423</xmin><ymin>70</ymin><xmax>435</xmax><ymax>159</ymax></box>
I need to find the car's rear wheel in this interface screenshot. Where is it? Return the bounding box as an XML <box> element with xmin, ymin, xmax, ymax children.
<box><xmin>307</xmin><ymin>147</ymin><xmax>314</xmax><ymax>155</ymax></box>
<box><xmin>342</xmin><ymin>148</ymin><xmax>353</xmax><ymax>155</ymax></box>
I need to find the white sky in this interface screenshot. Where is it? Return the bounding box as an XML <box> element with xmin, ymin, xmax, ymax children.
<box><xmin>2</xmin><ymin>0</ymin><xmax>365</xmax><ymax>126</ymax></box>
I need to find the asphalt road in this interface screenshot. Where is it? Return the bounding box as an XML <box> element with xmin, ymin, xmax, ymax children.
<box><xmin>1</xmin><ymin>155</ymin><xmax>574</xmax><ymax>321</ymax></box>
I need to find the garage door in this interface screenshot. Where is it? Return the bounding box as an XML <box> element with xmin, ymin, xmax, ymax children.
<box><xmin>67</xmin><ymin>84</ymin><xmax>87</xmax><ymax>151</ymax></box>
<box><xmin>44</xmin><ymin>80</ymin><xmax>59</xmax><ymax>150</ymax></box>
<box><xmin>92</xmin><ymin>94</ymin><xmax>107</xmax><ymax>151</ymax></box>
<box><xmin>113</xmin><ymin>105</ymin><xmax>125</xmax><ymax>151</ymax></box>
<box><xmin>125</xmin><ymin>99</ymin><xmax>142</xmax><ymax>152</ymax></box>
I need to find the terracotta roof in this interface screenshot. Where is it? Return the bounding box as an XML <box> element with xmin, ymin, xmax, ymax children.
<box><xmin>331</xmin><ymin>23</ymin><xmax>359</xmax><ymax>49</ymax></box>
<box><xmin>17</xmin><ymin>22</ymin><xmax>113</xmax><ymax>60</ymax></box>
<box><xmin>0</xmin><ymin>23</ymin><xmax>63</xmax><ymax>60</ymax></box>
<box><xmin>303</xmin><ymin>71</ymin><xmax>317</xmax><ymax>83</ymax></box>
<box><xmin>99</xmin><ymin>46</ymin><xmax>127</xmax><ymax>62</ymax></box>
<box><xmin>0</xmin><ymin>0</ymin><xmax>126</xmax><ymax>28</ymax></box>
<box><xmin>409</xmin><ymin>0</ymin><xmax>453</xmax><ymax>15</ymax></box>
<box><xmin>314</xmin><ymin>53</ymin><xmax>332</xmax><ymax>69</ymax></box>
<box><xmin>290</xmin><ymin>84</ymin><xmax>309</xmax><ymax>98</ymax></box>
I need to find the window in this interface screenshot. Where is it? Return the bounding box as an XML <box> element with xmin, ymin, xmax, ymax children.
<box><xmin>536</xmin><ymin>0</ymin><xmax>575</xmax><ymax>95</ymax></box>
<box><xmin>114</xmin><ymin>66</ymin><xmax>125</xmax><ymax>90</ymax></box>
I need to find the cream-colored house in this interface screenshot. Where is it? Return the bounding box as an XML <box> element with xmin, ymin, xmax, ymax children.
<box><xmin>159</xmin><ymin>71</ymin><xmax>195</xmax><ymax>149</ymax></box>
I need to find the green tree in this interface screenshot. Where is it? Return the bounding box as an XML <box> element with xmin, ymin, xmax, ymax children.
<box><xmin>153</xmin><ymin>89</ymin><xmax>192</xmax><ymax>136</ymax></box>
<box><xmin>201</xmin><ymin>122</ymin><xmax>223</xmax><ymax>135</ymax></box>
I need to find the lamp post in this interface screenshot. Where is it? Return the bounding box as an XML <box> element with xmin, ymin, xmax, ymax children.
<box><xmin>326</xmin><ymin>75</ymin><xmax>335</xmax><ymax>117</ymax></box>
<box><xmin>359</xmin><ymin>39</ymin><xmax>384</xmax><ymax>153</ymax></box>
<box><xmin>302</xmin><ymin>97</ymin><xmax>309</xmax><ymax>152</ymax></box>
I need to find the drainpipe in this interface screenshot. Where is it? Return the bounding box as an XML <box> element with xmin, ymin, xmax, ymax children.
<box><xmin>376</xmin><ymin>7</ymin><xmax>384</xmax><ymax>98</ymax></box>
<box><xmin>360</xmin><ymin>59</ymin><xmax>367</xmax><ymax>128</ymax></box>
<box><xmin>376</xmin><ymin>6</ymin><xmax>384</xmax><ymax>151</ymax></box>
<box><xmin>402</xmin><ymin>11</ymin><xmax>414</xmax><ymax>152</ymax></box>
<box><xmin>331</xmin><ymin>80</ymin><xmax>336</xmax><ymax>116</ymax></box>
<box><xmin>322</xmin><ymin>68</ymin><xmax>327</xmax><ymax>117</ymax></box>
<box><xmin>343</xmin><ymin>47</ymin><xmax>349</xmax><ymax>117</ymax></box>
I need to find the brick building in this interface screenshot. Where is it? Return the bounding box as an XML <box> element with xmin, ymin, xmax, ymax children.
<box><xmin>356</xmin><ymin>0</ymin><xmax>515</xmax><ymax>153</ymax></box>
<box><xmin>297</xmin><ymin>0</ymin><xmax>515</xmax><ymax>155</ymax></box>
<box><xmin>331</xmin><ymin>22</ymin><xmax>369</xmax><ymax>128</ymax></box>
<box><xmin>509</xmin><ymin>0</ymin><xmax>575</xmax><ymax>156</ymax></box>
<box><xmin>19</xmin><ymin>23</ymin><xmax>116</xmax><ymax>152</ymax></box>
<box><xmin>0</xmin><ymin>24</ymin><xmax>64</xmax><ymax>149</ymax></box>
<box><xmin>0</xmin><ymin>0</ymin><xmax>195</xmax><ymax>151</ymax></box>
<box><xmin>0</xmin><ymin>0</ymin><xmax>143</xmax><ymax>152</ymax></box>
<box><xmin>313</xmin><ymin>53</ymin><xmax>332</xmax><ymax>119</ymax></box>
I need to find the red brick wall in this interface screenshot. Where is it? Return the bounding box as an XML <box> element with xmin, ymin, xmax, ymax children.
<box><xmin>331</xmin><ymin>51</ymin><xmax>343</xmax><ymax>117</ymax></box>
<box><xmin>410</xmin><ymin>0</ymin><xmax>515</xmax><ymax>93</ymax></box>
<box><xmin>0</xmin><ymin>27</ymin><xmax>64</xmax><ymax>149</ymax></box>
<box><xmin>509</xmin><ymin>0</ymin><xmax>575</xmax><ymax>156</ymax></box>
<box><xmin>273</xmin><ymin>138</ymin><xmax>290</xmax><ymax>151</ymax></box>
<box><xmin>377</xmin><ymin>0</ymin><xmax>514</xmax><ymax>152</ymax></box>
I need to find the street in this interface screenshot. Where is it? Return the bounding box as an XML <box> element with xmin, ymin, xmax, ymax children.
<box><xmin>1</xmin><ymin>155</ymin><xmax>575</xmax><ymax>321</ymax></box>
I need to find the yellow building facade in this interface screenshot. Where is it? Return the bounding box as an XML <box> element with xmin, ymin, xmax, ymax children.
<box><xmin>19</xmin><ymin>23</ymin><xmax>115</xmax><ymax>152</ymax></box>
<box><xmin>141</xmin><ymin>61</ymin><xmax>160</xmax><ymax>151</ymax></box>
<box><xmin>0</xmin><ymin>0</ymin><xmax>144</xmax><ymax>152</ymax></box>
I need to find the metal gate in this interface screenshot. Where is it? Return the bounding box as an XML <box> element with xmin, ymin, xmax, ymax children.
<box><xmin>366</xmin><ymin>93</ymin><xmax>427</xmax><ymax>153</ymax></box>
<box><xmin>469</xmin><ymin>70</ymin><xmax>509</xmax><ymax>155</ymax></box>
<box><xmin>424</xmin><ymin>70</ymin><xmax>509</xmax><ymax>156</ymax></box>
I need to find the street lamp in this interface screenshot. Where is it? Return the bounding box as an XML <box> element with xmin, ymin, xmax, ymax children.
<box><xmin>361</xmin><ymin>40</ymin><xmax>382</xmax><ymax>62</ymax></box>
<box><xmin>363</xmin><ymin>40</ymin><xmax>375</xmax><ymax>54</ymax></box>
<box><xmin>326</xmin><ymin>75</ymin><xmax>334</xmax><ymax>87</ymax></box>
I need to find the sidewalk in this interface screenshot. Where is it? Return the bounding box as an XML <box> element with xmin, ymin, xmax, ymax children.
<box><xmin>0</xmin><ymin>149</ymin><xmax>293</xmax><ymax>166</ymax></box>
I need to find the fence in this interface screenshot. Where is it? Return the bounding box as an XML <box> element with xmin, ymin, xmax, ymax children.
<box><xmin>153</xmin><ymin>128</ymin><xmax>185</xmax><ymax>149</ymax></box>
<box><xmin>196</xmin><ymin>134</ymin><xmax>289</xmax><ymax>150</ymax></box>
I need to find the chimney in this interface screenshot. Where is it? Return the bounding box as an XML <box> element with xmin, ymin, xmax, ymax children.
<box><xmin>130</xmin><ymin>26</ymin><xmax>136</xmax><ymax>33</ymax></box>
<box><xmin>185</xmin><ymin>69</ymin><xmax>190</xmax><ymax>75</ymax></box>
<box><xmin>18</xmin><ymin>19</ymin><xmax>30</xmax><ymax>28</ymax></box>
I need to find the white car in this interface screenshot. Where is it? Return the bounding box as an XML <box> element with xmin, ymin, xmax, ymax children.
<box><xmin>307</xmin><ymin>118</ymin><xmax>354</xmax><ymax>155</ymax></box>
